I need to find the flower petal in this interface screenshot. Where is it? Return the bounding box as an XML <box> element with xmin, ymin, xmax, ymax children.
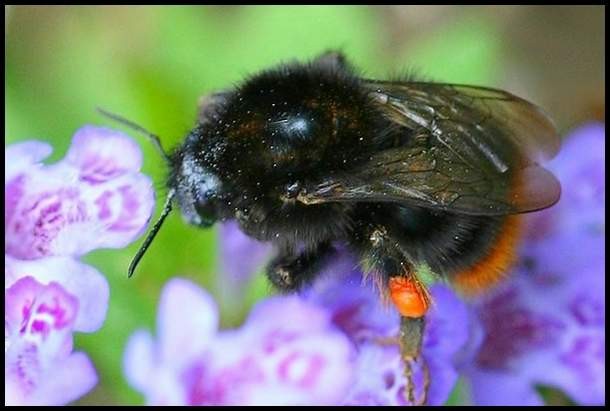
<box><xmin>144</xmin><ymin>369</ymin><xmax>188</xmax><ymax>405</ymax></box>
<box><xmin>64</xmin><ymin>126</ymin><xmax>143</xmax><ymax>183</ymax></box>
<box><xmin>528</xmin><ymin>123</ymin><xmax>605</xmax><ymax>238</ymax></box>
<box><xmin>243</xmin><ymin>295</ymin><xmax>333</xmax><ymax>336</ymax></box>
<box><xmin>5</xmin><ymin>256</ymin><xmax>109</xmax><ymax>333</ymax></box>
<box><xmin>192</xmin><ymin>297</ymin><xmax>355</xmax><ymax>405</ymax></box>
<box><xmin>469</xmin><ymin>368</ymin><xmax>544</xmax><ymax>406</ymax></box>
<box><xmin>337</xmin><ymin>284</ymin><xmax>474</xmax><ymax>406</ymax></box>
<box><xmin>219</xmin><ymin>220</ymin><xmax>272</xmax><ymax>286</ymax></box>
<box><xmin>123</xmin><ymin>329</ymin><xmax>156</xmax><ymax>393</ymax></box>
<box><xmin>466</xmin><ymin>122</ymin><xmax>605</xmax><ymax>405</ymax></box>
<box><xmin>76</xmin><ymin>172</ymin><xmax>155</xmax><ymax>251</ymax></box>
<box><xmin>536</xmin><ymin>333</ymin><xmax>605</xmax><ymax>405</ymax></box>
<box><xmin>124</xmin><ymin>330</ymin><xmax>187</xmax><ymax>405</ymax></box>
<box><xmin>158</xmin><ymin>278</ymin><xmax>219</xmax><ymax>367</ymax></box>
<box><xmin>5</xmin><ymin>162</ymin><xmax>154</xmax><ymax>259</ymax></box>
<box><xmin>4</xmin><ymin>277</ymin><xmax>96</xmax><ymax>406</ymax></box>
<box><xmin>469</xmin><ymin>241</ymin><xmax>604</xmax><ymax>404</ymax></box>
<box><xmin>5</xmin><ymin>140</ymin><xmax>52</xmax><ymax>182</ymax></box>
<box><xmin>5</xmin><ymin>141</ymin><xmax>53</xmax><ymax>227</ymax></box>
<box><xmin>341</xmin><ymin>343</ymin><xmax>401</xmax><ymax>405</ymax></box>
<box><xmin>305</xmin><ymin>253</ymin><xmax>398</xmax><ymax>338</ymax></box>
<box><xmin>5</xmin><ymin>276</ymin><xmax>78</xmax><ymax>351</ymax></box>
<box><xmin>422</xmin><ymin>285</ymin><xmax>473</xmax><ymax>404</ymax></box>
<box><xmin>26</xmin><ymin>351</ymin><xmax>97</xmax><ymax>406</ymax></box>
<box><xmin>514</xmin><ymin>264</ymin><xmax>605</xmax><ymax>405</ymax></box>
<box><xmin>246</xmin><ymin>329</ymin><xmax>354</xmax><ymax>405</ymax></box>
<box><xmin>124</xmin><ymin>278</ymin><xmax>356</xmax><ymax>406</ymax></box>
<box><xmin>549</xmin><ymin>123</ymin><xmax>605</xmax><ymax>199</ymax></box>
<box><xmin>244</xmin><ymin>297</ymin><xmax>354</xmax><ymax>405</ymax></box>
<box><xmin>306</xmin><ymin>254</ymin><xmax>474</xmax><ymax>406</ymax></box>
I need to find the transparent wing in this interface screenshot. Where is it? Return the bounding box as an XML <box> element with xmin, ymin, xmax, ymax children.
<box><xmin>297</xmin><ymin>81</ymin><xmax>561</xmax><ymax>215</ymax></box>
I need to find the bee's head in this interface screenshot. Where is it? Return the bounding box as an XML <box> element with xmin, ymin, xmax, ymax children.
<box><xmin>168</xmin><ymin>133</ymin><xmax>225</xmax><ymax>228</ymax></box>
<box><xmin>97</xmin><ymin>109</ymin><xmax>226</xmax><ymax>278</ymax></box>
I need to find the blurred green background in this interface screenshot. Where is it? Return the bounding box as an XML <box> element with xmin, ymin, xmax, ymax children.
<box><xmin>5</xmin><ymin>5</ymin><xmax>604</xmax><ymax>405</ymax></box>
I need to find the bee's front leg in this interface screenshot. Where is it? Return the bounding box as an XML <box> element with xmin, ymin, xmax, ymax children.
<box><xmin>266</xmin><ymin>242</ymin><xmax>334</xmax><ymax>292</ymax></box>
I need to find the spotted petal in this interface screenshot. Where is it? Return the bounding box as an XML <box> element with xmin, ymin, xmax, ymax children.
<box><xmin>64</xmin><ymin>126</ymin><xmax>143</xmax><ymax>184</ymax></box>
<box><xmin>196</xmin><ymin>296</ymin><xmax>355</xmax><ymax>405</ymax></box>
<box><xmin>5</xmin><ymin>276</ymin><xmax>97</xmax><ymax>406</ymax></box>
<box><xmin>5</xmin><ymin>256</ymin><xmax>109</xmax><ymax>333</ymax></box>
<box><xmin>5</xmin><ymin>126</ymin><xmax>154</xmax><ymax>259</ymax></box>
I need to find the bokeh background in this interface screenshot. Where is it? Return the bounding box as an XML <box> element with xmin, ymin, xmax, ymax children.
<box><xmin>5</xmin><ymin>5</ymin><xmax>604</xmax><ymax>405</ymax></box>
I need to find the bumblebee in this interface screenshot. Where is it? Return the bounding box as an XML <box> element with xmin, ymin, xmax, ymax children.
<box><xmin>106</xmin><ymin>51</ymin><xmax>560</xmax><ymax>404</ymax></box>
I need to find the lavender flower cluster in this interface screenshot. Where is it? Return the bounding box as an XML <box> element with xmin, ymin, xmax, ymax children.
<box><xmin>5</xmin><ymin>127</ymin><xmax>154</xmax><ymax>405</ymax></box>
<box><xmin>5</xmin><ymin>123</ymin><xmax>604</xmax><ymax>405</ymax></box>
<box><xmin>125</xmin><ymin>123</ymin><xmax>605</xmax><ymax>405</ymax></box>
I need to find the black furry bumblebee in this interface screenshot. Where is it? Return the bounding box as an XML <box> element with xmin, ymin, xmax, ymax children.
<box><xmin>103</xmin><ymin>51</ymin><xmax>561</xmax><ymax>404</ymax></box>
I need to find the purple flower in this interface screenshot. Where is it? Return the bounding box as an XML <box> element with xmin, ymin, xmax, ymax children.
<box><xmin>5</xmin><ymin>127</ymin><xmax>155</xmax><ymax>405</ymax></box>
<box><xmin>219</xmin><ymin>221</ymin><xmax>273</xmax><ymax>284</ymax></box>
<box><xmin>5</xmin><ymin>274</ymin><xmax>97</xmax><ymax>405</ymax></box>
<box><xmin>5</xmin><ymin>256</ymin><xmax>109</xmax><ymax>334</ymax></box>
<box><xmin>206</xmin><ymin>231</ymin><xmax>476</xmax><ymax>407</ymax></box>
<box><xmin>124</xmin><ymin>278</ymin><xmax>355</xmax><ymax>405</ymax></box>
<box><xmin>122</xmin><ymin>123</ymin><xmax>603</xmax><ymax>406</ymax></box>
<box><xmin>217</xmin><ymin>221</ymin><xmax>273</xmax><ymax>305</ymax></box>
<box><xmin>6</xmin><ymin>127</ymin><xmax>153</xmax><ymax>259</ymax></box>
<box><xmin>305</xmin><ymin>256</ymin><xmax>476</xmax><ymax>405</ymax></box>
<box><xmin>465</xmin><ymin>123</ymin><xmax>605</xmax><ymax>406</ymax></box>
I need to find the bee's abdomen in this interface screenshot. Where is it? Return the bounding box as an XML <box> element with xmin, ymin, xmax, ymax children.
<box><xmin>372</xmin><ymin>205</ymin><xmax>522</xmax><ymax>294</ymax></box>
<box><xmin>448</xmin><ymin>214</ymin><xmax>521</xmax><ymax>296</ymax></box>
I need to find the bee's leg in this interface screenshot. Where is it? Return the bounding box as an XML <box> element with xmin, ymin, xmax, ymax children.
<box><xmin>399</xmin><ymin>315</ymin><xmax>428</xmax><ymax>406</ymax></box>
<box><xmin>266</xmin><ymin>242</ymin><xmax>334</xmax><ymax>292</ymax></box>
<box><xmin>421</xmin><ymin>355</ymin><xmax>431</xmax><ymax>405</ymax></box>
<box><xmin>364</xmin><ymin>316</ymin><xmax>428</xmax><ymax>405</ymax></box>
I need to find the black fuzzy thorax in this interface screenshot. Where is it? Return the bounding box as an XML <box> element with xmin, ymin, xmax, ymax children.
<box><xmin>214</xmin><ymin>62</ymin><xmax>385</xmax><ymax>181</ymax></box>
<box><xmin>168</xmin><ymin>56</ymin><xmax>511</xmax><ymax>279</ymax></box>
<box><xmin>173</xmin><ymin>62</ymin><xmax>392</xmax><ymax>251</ymax></box>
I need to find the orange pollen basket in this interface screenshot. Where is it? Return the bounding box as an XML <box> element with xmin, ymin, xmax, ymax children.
<box><xmin>388</xmin><ymin>276</ymin><xmax>429</xmax><ymax>318</ymax></box>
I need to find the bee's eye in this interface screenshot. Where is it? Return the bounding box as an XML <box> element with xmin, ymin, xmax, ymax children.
<box><xmin>194</xmin><ymin>192</ymin><xmax>218</xmax><ymax>227</ymax></box>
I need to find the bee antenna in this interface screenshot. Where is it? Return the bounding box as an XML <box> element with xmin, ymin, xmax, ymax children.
<box><xmin>97</xmin><ymin>107</ymin><xmax>171</xmax><ymax>162</ymax></box>
<box><xmin>128</xmin><ymin>189</ymin><xmax>176</xmax><ymax>278</ymax></box>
